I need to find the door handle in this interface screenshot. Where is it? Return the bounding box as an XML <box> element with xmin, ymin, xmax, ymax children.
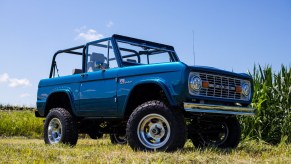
<box><xmin>80</xmin><ymin>74</ymin><xmax>88</xmax><ymax>78</ymax></box>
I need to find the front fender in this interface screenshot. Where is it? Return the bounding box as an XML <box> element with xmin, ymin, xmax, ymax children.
<box><xmin>129</xmin><ymin>79</ymin><xmax>177</xmax><ymax>106</ymax></box>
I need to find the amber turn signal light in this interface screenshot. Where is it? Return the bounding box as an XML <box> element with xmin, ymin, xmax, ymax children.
<box><xmin>202</xmin><ymin>81</ymin><xmax>209</xmax><ymax>88</ymax></box>
<box><xmin>235</xmin><ymin>86</ymin><xmax>242</xmax><ymax>93</ymax></box>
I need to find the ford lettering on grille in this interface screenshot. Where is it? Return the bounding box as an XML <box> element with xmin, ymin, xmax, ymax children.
<box><xmin>199</xmin><ymin>73</ymin><xmax>243</xmax><ymax>100</ymax></box>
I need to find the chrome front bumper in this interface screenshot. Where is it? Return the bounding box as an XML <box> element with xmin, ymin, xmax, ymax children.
<box><xmin>184</xmin><ymin>102</ymin><xmax>256</xmax><ymax>115</ymax></box>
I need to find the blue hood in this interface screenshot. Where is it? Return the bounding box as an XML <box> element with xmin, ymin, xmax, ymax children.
<box><xmin>187</xmin><ymin>65</ymin><xmax>252</xmax><ymax>79</ymax></box>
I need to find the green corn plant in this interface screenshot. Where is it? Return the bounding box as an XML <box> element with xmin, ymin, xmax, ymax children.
<box><xmin>240</xmin><ymin>65</ymin><xmax>291</xmax><ymax>144</ymax></box>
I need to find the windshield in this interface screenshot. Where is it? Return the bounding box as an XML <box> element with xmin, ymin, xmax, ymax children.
<box><xmin>116</xmin><ymin>40</ymin><xmax>178</xmax><ymax>65</ymax></box>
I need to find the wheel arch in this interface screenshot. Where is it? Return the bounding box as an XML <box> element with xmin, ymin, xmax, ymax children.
<box><xmin>44</xmin><ymin>90</ymin><xmax>76</xmax><ymax>116</ymax></box>
<box><xmin>123</xmin><ymin>80</ymin><xmax>177</xmax><ymax>119</ymax></box>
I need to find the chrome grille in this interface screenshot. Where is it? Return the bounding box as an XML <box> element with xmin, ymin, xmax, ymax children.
<box><xmin>199</xmin><ymin>73</ymin><xmax>242</xmax><ymax>100</ymax></box>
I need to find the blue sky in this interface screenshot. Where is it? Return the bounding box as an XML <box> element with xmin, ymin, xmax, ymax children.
<box><xmin>0</xmin><ymin>1</ymin><xmax>290</xmax><ymax>106</ymax></box>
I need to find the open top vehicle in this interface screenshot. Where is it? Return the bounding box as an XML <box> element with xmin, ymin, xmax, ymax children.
<box><xmin>35</xmin><ymin>34</ymin><xmax>255</xmax><ymax>151</ymax></box>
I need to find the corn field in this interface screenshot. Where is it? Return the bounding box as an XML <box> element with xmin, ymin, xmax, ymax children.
<box><xmin>240</xmin><ymin>65</ymin><xmax>291</xmax><ymax>144</ymax></box>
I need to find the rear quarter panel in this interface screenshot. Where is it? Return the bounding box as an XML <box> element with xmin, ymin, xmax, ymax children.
<box><xmin>36</xmin><ymin>74</ymin><xmax>80</xmax><ymax>116</ymax></box>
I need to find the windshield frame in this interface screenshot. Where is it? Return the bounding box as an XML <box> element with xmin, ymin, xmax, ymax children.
<box><xmin>112</xmin><ymin>34</ymin><xmax>180</xmax><ymax>66</ymax></box>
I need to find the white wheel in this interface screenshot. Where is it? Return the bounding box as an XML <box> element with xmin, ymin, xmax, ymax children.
<box><xmin>48</xmin><ymin>118</ymin><xmax>63</xmax><ymax>143</ymax></box>
<box><xmin>44</xmin><ymin>108</ymin><xmax>78</xmax><ymax>146</ymax></box>
<box><xmin>127</xmin><ymin>100</ymin><xmax>186</xmax><ymax>151</ymax></box>
<box><xmin>137</xmin><ymin>114</ymin><xmax>170</xmax><ymax>149</ymax></box>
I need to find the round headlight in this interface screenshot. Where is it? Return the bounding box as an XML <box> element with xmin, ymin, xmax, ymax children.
<box><xmin>189</xmin><ymin>75</ymin><xmax>202</xmax><ymax>91</ymax></box>
<box><xmin>242</xmin><ymin>83</ymin><xmax>250</xmax><ymax>96</ymax></box>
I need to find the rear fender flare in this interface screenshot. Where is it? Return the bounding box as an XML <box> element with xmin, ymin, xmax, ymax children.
<box><xmin>44</xmin><ymin>89</ymin><xmax>76</xmax><ymax>116</ymax></box>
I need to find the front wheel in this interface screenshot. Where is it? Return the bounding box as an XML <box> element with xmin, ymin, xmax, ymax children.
<box><xmin>44</xmin><ymin>108</ymin><xmax>78</xmax><ymax>146</ymax></box>
<box><xmin>189</xmin><ymin>117</ymin><xmax>241</xmax><ymax>148</ymax></box>
<box><xmin>126</xmin><ymin>100</ymin><xmax>186</xmax><ymax>151</ymax></box>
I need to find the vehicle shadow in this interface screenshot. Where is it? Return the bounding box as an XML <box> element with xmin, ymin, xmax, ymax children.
<box><xmin>181</xmin><ymin>146</ymin><xmax>233</xmax><ymax>155</ymax></box>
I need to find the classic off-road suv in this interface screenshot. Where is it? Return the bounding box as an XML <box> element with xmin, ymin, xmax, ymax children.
<box><xmin>36</xmin><ymin>34</ymin><xmax>255</xmax><ymax>151</ymax></box>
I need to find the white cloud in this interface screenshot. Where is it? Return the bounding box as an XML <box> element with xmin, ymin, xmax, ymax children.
<box><xmin>75</xmin><ymin>26</ymin><xmax>104</xmax><ymax>42</ymax></box>
<box><xmin>0</xmin><ymin>73</ymin><xmax>9</xmax><ymax>82</ymax></box>
<box><xmin>0</xmin><ymin>73</ymin><xmax>31</xmax><ymax>88</ymax></box>
<box><xmin>106</xmin><ymin>21</ymin><xmax>114</xmax><ymax>28</ymax></box>
<box><xmin>9</xmin><ymin>78</ymin><xmax>31</xmax><ymax>88</ymax></box>
<box><xmin>19</xmin><ymin>93</ymin><xmax>31</xmax><ymax>98</ymax></box>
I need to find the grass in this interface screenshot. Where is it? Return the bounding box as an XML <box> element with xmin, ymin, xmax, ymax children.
<box><xmin>0</xmin><ymin>110</ymin><xmax>44</xmax><ymax>138</ymax></box>
<box><xmin>1</xmin><ymin>111</ymin><xmax>290</xmax><ymax>163</ymax></box>
<box><xmin>0</xmin><ymin>137</ymin><xmax>290</xmax><ymax>163</ymax></box>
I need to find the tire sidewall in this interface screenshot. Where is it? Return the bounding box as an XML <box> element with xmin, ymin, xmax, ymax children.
<box><xmin>44</xmin><ymin>110</ymin><xmax>66</xmax><ymax>144</ymax></box>
<box><xmin>110</xmin><ymin>133</ymin><xmax>127</xmax><ymax>145</ymax></box>
<box><xmin>190</xmin><ymin>117</ymin><xmax>241</xmax><ymax>148</ymax></box>
<box><xmin>44</xmin><ymin>108</ymin><xmax>78</xmax><ymax>145</ymax></box>
<box><xmin>127</xmin><ymin>101</ymin><xmax>185</xmax><ymax>151</ymax></box>
<box><xmin>221</xmin><ymin>117</ymin><xmax>241</xmax><ymax>148</ymax></box>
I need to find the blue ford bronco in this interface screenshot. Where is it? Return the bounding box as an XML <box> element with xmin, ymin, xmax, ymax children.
<box><xmin>36</xmin><ymin>34</ymin><xmax>255</xmax><ymax>151</ymax></box>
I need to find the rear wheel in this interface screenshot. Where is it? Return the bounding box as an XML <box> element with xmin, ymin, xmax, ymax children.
<box><xmin>126</xmin><ymin>100</ymin><xmax>186</xmax><ymax>151</ymax></box>
<box><xmin>44</xmin><ymin>108</ymin><xmax>78</xmax><ymax>146</ymax></box>
<box><xmin>110</xmin><ymin>133</ymin><xmax>127</xmax><ymax>144</ymax></box>
<box><xmin>189</xmin><ymin>117</ymin><xmax>241</xmax><ymax>148</ymax></box>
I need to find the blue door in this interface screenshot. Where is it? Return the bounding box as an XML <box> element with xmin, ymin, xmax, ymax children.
<box><xmin>78</xmin><ymin>39</ymin><xmax>119</xmax><ymax>117</ymax></box>
<box><xmin>79</xmin><ymin>69</ymin><xmax>118</xmax><ymax>117</ymax></box>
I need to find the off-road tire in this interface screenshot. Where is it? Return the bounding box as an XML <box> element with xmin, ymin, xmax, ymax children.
<box><xmin>126</xmin><ymin>100</ymin><xmax>186</xmax><ymax>151</ymax></box>
<box><xmin>189</xmin><ymin>117</ymin><xmax>241</xmax><ymax>149</ymax></box>
<box><xmin>44</xmin><ymin>108</ymin><xmax>78</xmax><ymax>146</ymax></box>
<box><xmin>110</xmin><ymin>133</ymin><xmax>127</xmax><ymax>145</ymax></box>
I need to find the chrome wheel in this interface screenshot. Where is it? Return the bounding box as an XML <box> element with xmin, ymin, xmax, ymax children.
<box><xmin>203</xmin><ymin>122</ymin><xmax>229</xmax><ymax>146</ymax></box>
<box><xmin>189</xmin><ymin>119</ymin><xmax>237</xmax><ymax>148</ymax></box>
<box><xmin>110</xmin><ymin>133</ymin><xmax>127</xmax><ymax>144</ymax></box>
<box><xmin>137</xmin><ymin>113</ymin><xmax>170</xmax><ymax>149</ymax></box>
<box><xmin>44</xmin><ymin>108</ymin><xmax>78</xmax><ymax>146</ymax></box>
<box><xmin>48</xmin><ymin>118</ymin><xmax>62</xmax><ymax>144</ymax></box>
<box><xmin>113</xmin><ymin>134</ymin><xmax>127</xmax><ymax>143</ymax></box>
